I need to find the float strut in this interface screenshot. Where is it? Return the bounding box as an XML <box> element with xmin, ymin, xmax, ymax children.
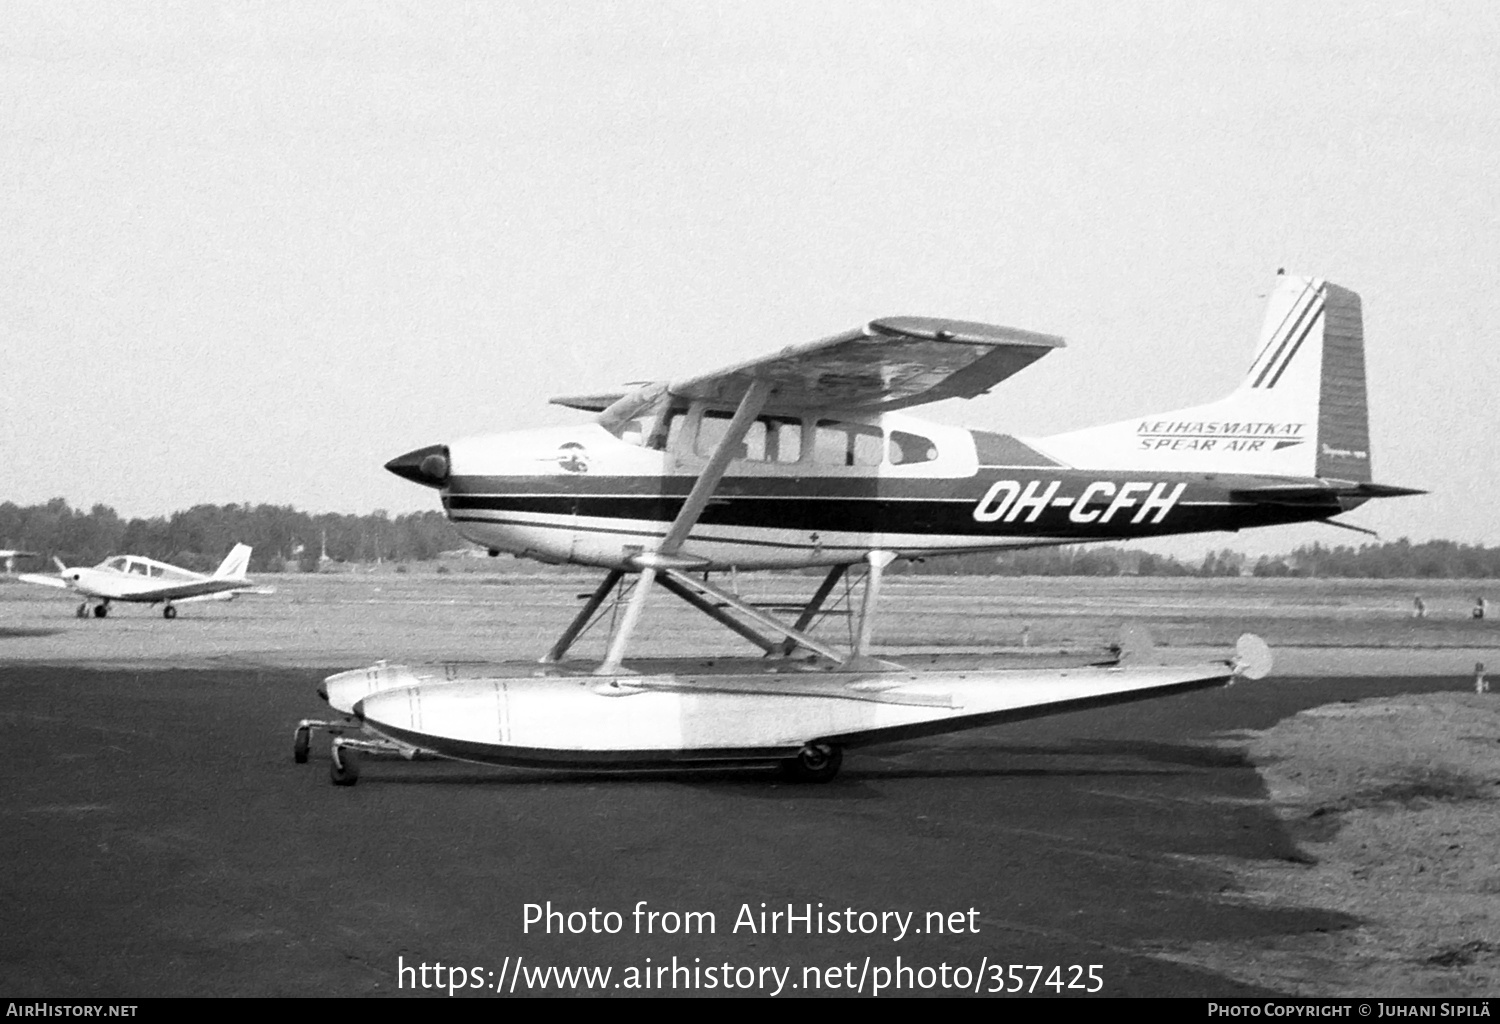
<box><xmin>779</xmin><ymin>564</ymin><xmax>848</xmax><ymax>657</ymax></box>
<box><xmin>596</xmin><ymin>568</ymin><xmax>656</xmax><ymax>676</ymax></box>
<box><xmin>850</xmin><ymin>550</ymin><xmax>896</xmax><ymax>663</ymax></box>
<box><xmin>541</xmin><ymin>569</ymin><xmax>624</xmax><ymax>663</ymax></box>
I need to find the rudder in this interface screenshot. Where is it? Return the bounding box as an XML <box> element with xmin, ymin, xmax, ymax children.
<box><xmin>1313</xmin><ymin>283</ymin><xmax>1371</xmax><ymax>483</ymax></box>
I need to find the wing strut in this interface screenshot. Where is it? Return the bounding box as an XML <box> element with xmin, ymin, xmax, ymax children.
<box><xmin>597</xmin><ymin>567</ymin><xmax>657</xmax><ymax>675</ymax></box>
<box><xmin>595</xmin><ymin>379</ymin><xmax>773</xmax><ymax>675</ymax></box>
<box><xmin>658</xmin><ymin>379</ymin><xmax>772</xmax><ymax>557</ymax></box>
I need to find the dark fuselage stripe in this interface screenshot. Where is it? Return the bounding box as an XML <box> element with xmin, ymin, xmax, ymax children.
<box><xmin>447</xmin><ymin>492</ymin><xmax>1328</xmax><ymax>540</ymax></box>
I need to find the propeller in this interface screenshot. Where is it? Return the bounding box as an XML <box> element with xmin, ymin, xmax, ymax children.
<box><xmin>53</xmin><ymin>556</ymin><xmax>67</xmax><ymax>573</ymax></box>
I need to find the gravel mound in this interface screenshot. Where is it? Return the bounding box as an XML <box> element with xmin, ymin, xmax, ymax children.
<box><xmin>1162</xmin><ymin>692</ymin><xmax>1500</xmax><ymax>996</ymax></box>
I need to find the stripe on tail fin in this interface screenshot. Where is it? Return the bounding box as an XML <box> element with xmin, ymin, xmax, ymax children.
<box><xmin>213</xmin><ymin>543</ymin><xmax>252</xmax><ymax>580</ymax></box>
<box><xmin>1246</xmin><ymin>275</ymin><xmax>1326</xmax><ymax>390</ymax></box>
<box><xmin>1027</xmin><ymin>274</ymin><xmax>1372</xmax><ymax>481</ymax></box>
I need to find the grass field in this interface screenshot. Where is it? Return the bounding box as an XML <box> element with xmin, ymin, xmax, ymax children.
<box><xmin>1</xmin><ymin>569</ymin><xmax>1495</xmax><ymax>673</ymax></box>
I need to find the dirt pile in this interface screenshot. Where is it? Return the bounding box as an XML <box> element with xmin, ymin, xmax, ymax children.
<box><xmin>1167</xmin><ymin>691</ymin><xmax>1500</xmax><ymax>996</ymax></box>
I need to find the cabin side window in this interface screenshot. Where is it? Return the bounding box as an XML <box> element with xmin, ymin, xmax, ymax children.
<box><xmin>695</xmin><ymin>410</ymin><xmax>740</xmax><ymax>458</ymax></box>
<box><xmin>811</xmin><ymin>420</ymin><xmax>883</xmax><ymax>467</ymax></box>
<box><xmin>764</xmin><ymin>416</ymin><xmax>802</xmax><ymax>463</ymax></box>
<box><xmin>695</xmin><ymin>411</ymin><xmax>806</xmax><ymax>463</ymax></box>
<box><xmin>889</xmin><ymin>430</ymin><xmax>939</xmax><ymax>465</ymax></box>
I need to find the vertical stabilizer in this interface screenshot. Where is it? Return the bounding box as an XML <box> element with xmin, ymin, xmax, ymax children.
<box><xmin>1029</xmin><ymin>274</ymin><xmax>1372</xmax><ymax>481</ymax></box>
<box><xmin>213</xmin><ymin>543</ymin><xmax>253</xmax><ymax>580</ymax></box>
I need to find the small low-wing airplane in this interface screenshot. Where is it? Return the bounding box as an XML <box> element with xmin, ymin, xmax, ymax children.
<box><xmin>300</xmin><ymin>273</ymin><xmax>1420</xmax><ymax>784</ymax></box>
<box><xmin>20</xmin><ymin>543</ymin><xmax>273</xmax><ymax>619</ymax></box>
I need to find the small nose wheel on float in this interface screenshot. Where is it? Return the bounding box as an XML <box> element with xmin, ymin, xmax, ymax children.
<box><xmin>330</xmin><ymin>739</ymin><xmax>361</xmax><ymax>786</ymax></box>
<box><xmin>316</xmin><ymin>732</ymin><xmax>427</xmax><ymax>785</ymax></box>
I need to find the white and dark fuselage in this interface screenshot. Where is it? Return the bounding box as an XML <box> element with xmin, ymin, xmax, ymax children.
<box><xmin>390</xmin><ymin>412</ymin><xmax>1352</xmax><ymax>572</ymax></box>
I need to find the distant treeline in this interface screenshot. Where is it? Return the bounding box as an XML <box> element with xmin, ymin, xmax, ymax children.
<box><xmin>0</xmin><ymin>499</ymin><xmax>460</xmax><ymax>573</ymax></box>
<box><xmin>4</xmin><ymin>499</ymin><xmax>1498</xmax><ymax>579</ymax></box>
<box><xmin>897</xmin><ymin>539</ymin><xmax>1500</xmax><ymax>579</ymax></box>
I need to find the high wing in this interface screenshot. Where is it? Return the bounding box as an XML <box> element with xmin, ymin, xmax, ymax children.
<box><xmin>543</xmin><ymin>317</ymin><xmax>1061</xmax><ymax>675</ymax></box>
<box><xmin>552</xmin><ymin>316</ymin><xmax>1064</xmax><ymax>415</ymax></box>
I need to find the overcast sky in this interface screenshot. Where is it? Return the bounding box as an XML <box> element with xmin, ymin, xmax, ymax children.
<box><xmin>3</xmin><ymin>1</ymin><xmax>1497</xmax><ymax>557</ymax></box>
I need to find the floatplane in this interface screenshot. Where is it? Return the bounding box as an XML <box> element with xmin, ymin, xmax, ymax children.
<box><xmin>296</xmin><ymin>273</ymin><xmax>1419</xmax><ymax>784</ymax></box>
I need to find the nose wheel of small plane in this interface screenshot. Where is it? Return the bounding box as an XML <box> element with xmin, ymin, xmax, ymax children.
<box><xmin>162</xmin><ymin>605</ymin><xmax>177</xmax><ymax>620</ymax></box>
<box><xmin>93</xmin><ymin>604</ymin><xmax>108</xmax><ymax>619</ymax></box>
<box><xmin>781</xmin><ymin>742</ymin><xmax>842</xmax><ymax>783</ymax></box>
<box><xmin>329</xmin><ymin>741</ymin><xmax>361</xmax><ymax>786</ymax></box>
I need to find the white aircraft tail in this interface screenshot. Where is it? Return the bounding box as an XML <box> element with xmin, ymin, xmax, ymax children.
<box><xmin>212</xmin><ymin>543</ymin><xmax>253</xmax><ymax>580</ymax></box>
<box><xmin>1033</xmin><ymin>274</ymin><xmax>1372</xmax><ymax>481</ymax></box>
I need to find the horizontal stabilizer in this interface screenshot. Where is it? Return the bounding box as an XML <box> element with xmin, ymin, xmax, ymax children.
<box><xmin>1231</xmin><ymin>481</ymin><xmax>1426</xmax><ymax>506</ymax></box>
<box><xmin>176</xmin><ymin>591</ymin><xmax>241</xmax><ymax>604</ymax></box>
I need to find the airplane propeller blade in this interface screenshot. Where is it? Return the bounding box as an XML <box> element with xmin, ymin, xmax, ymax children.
<box><xmin>53</xmin><ymin>556</ymin><xmax>67</xmax><ymax>573</ymax></box>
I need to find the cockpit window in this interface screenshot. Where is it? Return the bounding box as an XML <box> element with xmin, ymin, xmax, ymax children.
<box><xmin>610</xmin><ymin>405</ymin><xmax>685</xmax><ymax>451</ymax></box>
<box><xmin>617</xmin><ymin>419</ymin><xmax>646</xmax><ymax>447</ymax></box>
<box><xmin>889</xmin><ymin>430</ymin><xmax>939</xmax><ymax>465</ymax></box>
<box><xmin>663</xmin><ymin>410</ymin><xmax>685</xmax><ymax>452</ymax></box>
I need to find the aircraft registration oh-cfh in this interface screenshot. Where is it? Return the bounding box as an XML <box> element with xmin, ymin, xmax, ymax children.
<box><xmin>19</xmin><ymin>543</ymin><xmax>274</xmax><ymax>619</ymax></box>
<box><xmin>301</xmin><ymin>273</ymin><xmax>1420</xmax><ymax>785</ymax></box>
